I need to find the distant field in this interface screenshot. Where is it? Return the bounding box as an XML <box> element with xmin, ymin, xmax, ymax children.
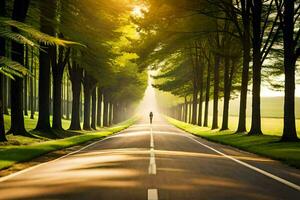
<box><xmin>206</xmin><ymin>116</ymin><xmax>300</xmax><ymax>137</ymax></box>
<box><xmin>198</xmin><ymin>97</ymin><xmax>300</xmax><ymax>136</ymax></box>
<box><xmin>223</xmin><ymin>96</ymin><xmax>300</xmax><ymax>119</ymax></box>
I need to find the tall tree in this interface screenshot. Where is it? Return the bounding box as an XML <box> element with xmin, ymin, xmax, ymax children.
<box><xmin>24</xmin><ymin>46</ymin><xmax>29</xmax><ymax>116</ymax></box>
<box><xmin>30</xmin><ymin>47</ymin><xmax>35</xmax><ymax>119</ymax></box>
<box><xmin>279</xmin><ymin>0</ymin><xmax>299</xmax><ymax>141</ymax></box>
<box><xmin>97</xmin><ymin>87</ymin><xmax>103</xmax><ymax>127</ymax></box>
<box><xmin>83</xmin><ymin>71</ymin><xmax>96</xmax><ymax>130</ymax></box>
<box><xmin>51</xmin><ymin>43</ymin><xmax>71</xmax><ymax>130</ymax></box>
<box><xmin>35</xmin><ymin>0</ymin><xmax>54</xmax><ymax>132</ymax></box>
<box><xmin>249</xmin><ymin>0</ymin><xmax>281</xmax><ymax>135</ymax></box>
<box><xmin>236</xmin><ymin>0</ymin><xmax>251</xmax><ymax>133</ymax></box>
<box><xmin>8</xmin><ymin>0</ymin><xmax>31</xmax><ymax>136</ymax></box>
<box><xmin>0</xmin><ymin>0</ymin><xmax>7</xmax><ymax>141</ymax></box>
<box><xmin>69</xmin><ymin>60</ymin><xmax>83</xmax><ymax>130</ymax></box>
<box><xmin>91</xmin><ymin>87</ymin><xmax>97</xmax><ymax>129</ymax></box>
<box><xmin>103</xmin><ymin>93</ymin><xmax>109</xmax><ymax>127</ymax></box>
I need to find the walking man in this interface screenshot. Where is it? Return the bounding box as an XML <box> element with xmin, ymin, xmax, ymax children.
<box><xmin>149</xmin><ymin>111</ymin><xmax>153</xmax><ymax>124</ymax></box>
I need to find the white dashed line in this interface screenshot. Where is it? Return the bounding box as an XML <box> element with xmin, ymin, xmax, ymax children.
<box><xmin>148</xmin><ymin>189</ymin><xmax>158</xmax><ymax>200</ymax></box>
<box><xmin>148</xmin><ymin>126</ymin><xmax>158</xmax><ymax>199</ymax></box>
<box><xmin>148</xmin><ymin>127</ymin><xmax>156</xmax><ymax>175</ymax></box>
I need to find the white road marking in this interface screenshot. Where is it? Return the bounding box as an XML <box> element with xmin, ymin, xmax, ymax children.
<box><xmin>150</xmin><ymin>130</ymin><xmax>154</xmax><ymax>148</ymax></box>
<box><xmin>148</xmin><ymin>189</ymin><xmax>158</xmax><ymax>200</ymax></box>
<box><xmin>148</xmin><ymin>127</ymin><xmax>156</xmax><ymax>175</ymax></box>
<box><xmin>187</xmin><ymin>135</ymin><xmax>300</xmax><ymax>192</ymax></box>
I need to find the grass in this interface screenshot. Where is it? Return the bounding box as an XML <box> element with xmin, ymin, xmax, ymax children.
<box><xmin>4</xmin><ymin>113</ymin><xmax>71</xmax><ymax>131</ymax></box>
<box><xmin>195</xmin><ymin>115</ymin><xmax>300</xmax><ymax>137</ymax></box>
<box><xmin>166</xmin><ymin>116</ymin><xmax>300</xmax><ymax>169</ymax></box>
<box><xmin>0</xmin><ymin>117</ymin><xmax>137</xmax><ymax>170</ymax></box>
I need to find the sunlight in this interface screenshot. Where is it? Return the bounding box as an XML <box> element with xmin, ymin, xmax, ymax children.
<box><xmin>131</xmin><ymin>5</ymin><xmax>144</xmax><ymax>17</ymax></box>
<box><xmin>136</xmin><ymin>71</ymin><xmax>159</xmax><ymax>116</ymax></box>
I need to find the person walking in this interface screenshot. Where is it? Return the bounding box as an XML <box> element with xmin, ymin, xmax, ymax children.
<box><xmin>149</xmin><ymin>112</ymin><xmax>153</xmax><ymax>124</ymax></box>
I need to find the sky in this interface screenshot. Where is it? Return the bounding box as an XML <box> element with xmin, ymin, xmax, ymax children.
<box><xmin>261</xmin><ymin>85</ymin><xmax>300</xmax><ymax>97</ymax></box>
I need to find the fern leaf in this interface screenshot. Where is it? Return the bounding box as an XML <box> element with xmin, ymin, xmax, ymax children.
<box><xmin>0</xmin><ymin>17</ymin><xmax>85</xmax><ymax>47</ymax></box>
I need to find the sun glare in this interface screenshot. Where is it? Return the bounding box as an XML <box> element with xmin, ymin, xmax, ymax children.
<box><xmin>132</xmin><ymin>6</ymin><xmax>144</xmax><ymax>17</ymax></box>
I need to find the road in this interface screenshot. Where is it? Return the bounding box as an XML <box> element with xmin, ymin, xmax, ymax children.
<box><xmin>0</xmin><ymin>115</ymin><xmax>300</xmax><ymax>200</ymax></box>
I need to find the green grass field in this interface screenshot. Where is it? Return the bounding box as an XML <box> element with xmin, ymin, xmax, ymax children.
<box><xmin>0</xmin><ymin>116</ymin><xmax>137</xmax><ymax>170</ymax></box>
<box><xmin>166</xmin><ymin>116</ymin><xmax>300</xmax><ymax>169</ymax></box>
<box><xmin>205</xmin><ymin>115</ymin><xmax>300</xmax><ymax>137</ymax></box>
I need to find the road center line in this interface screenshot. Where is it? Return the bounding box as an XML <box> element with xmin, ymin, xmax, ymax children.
<box><xmin>148</xmin><ymin>189</ymin><xmax>158</xmax><ymax>200</ymax></box>
<box><xmin>187</xmin><ymin>135</ymin><xmax>300</xmax><ymax>192</ymax></box>
<box><xmin>148</xmin><ymin>127</ymin><xmax>157</xmax><ymax>175</ymax></box>
<box><xmin>150</xmin><ymin>128</ymin><xmax>154</xmax><ymax>148</ymax></box>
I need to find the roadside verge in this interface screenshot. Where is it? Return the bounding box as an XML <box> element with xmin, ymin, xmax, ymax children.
<box><xmin>165</xmin><ymin>116</ymin><xmax>300</xmax><ymax>169</ymax></box>
<box><xmin>0</xmin><ymin>118</ymin><xmax>137</xmax><ymax>171</ymax></box>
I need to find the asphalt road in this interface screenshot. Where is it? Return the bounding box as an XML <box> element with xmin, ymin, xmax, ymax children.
<box><xmin>0</xmin><ymin>115</ymin><xmax>300</xmax><ymax>200</ymax></box>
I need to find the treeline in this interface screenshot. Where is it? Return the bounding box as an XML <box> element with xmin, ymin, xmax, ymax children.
<box><xmin>134</xmin><ymin>0</ymin><xmax>299</xmax><ymax>141</ymax></box>
<box><xmin>0</xmin><ymin>0</ymin><xmax>147</xmax><ymax>141</ymax></box>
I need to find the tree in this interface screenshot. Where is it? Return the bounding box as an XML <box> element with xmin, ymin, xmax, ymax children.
<box><xmin>91</xmin><ymin>88</ymin><xmax>97</xmax><ymax>129</ymax></box>
<box><xmin>7</xmin><ymin>0</ymin><xmax>31</xmax><ymax>136</ymax></box>
<box><xmin>277</xmin><ymin>0</ymin><xmax>300</xmax><ymax>141</ymax></box>
<box><xmin>68</xmin><ymin>57</ymin><xmax>83</xmax><ymax>130</ymax></box>
<box><xmin>82</xmin><ymin>71</ymin><xmax>96</xmax><ymax>130</ymax></box>
<box><xmin>97</xmin><ymin>87</ymin><xmax>103</xmax><ymax>127</ymax></box>
<box><xmin>249</xmin><ymin>0</ymin><xmax>281</xmax><ymax>135</ymax></box>
<box><xmin>0</xmin><ymin>0</ymin><xmax>7</xmax><ymax>141</ymax></box>
<box><xmin>35</xmin><ymin>0</ymin><xmax>55</xmax><ymax>132</ymax></box>
<box><xmin>51</xmin><ymin>43</ymin><xmax>71</xmax><ymax>130</ymax></box>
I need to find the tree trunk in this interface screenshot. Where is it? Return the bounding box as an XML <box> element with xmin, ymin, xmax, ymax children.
<box><xmin>91</xmin><ymin>88</ymin><xmax>97</xmax><ymax>129</ymax></box>
<box><xmin>109</xmin><ymin>103</ymin><xmax>113</xmax><ymax>126</ymax></box>
<box><xmin>203</xmin><ymin>57</ymin><xmax>211</xmax><ymax>127</ymax></box>
<box><xmin>236</xmin><ymin>1</ymin><xmax>251</xmax><ymax>133</ymax></box>
<box><xmin>80</xmin><ymin>91</ymin><xmax>83</xmax><ymax>122</ymax></box>
<box><xmin>249</xmin><ymin>0</ymin><xmax>263</xmax><ymax>135</ymax></box>
<box><xmin>103</xmin><ymin>95</ymin><xmax>109</xmax><ymax>127</ymax></box>
<box><xmin>2</xmin><ymin>76</ymin><xmax>8</xmax><ymax>115</ymax></box>
<box><xmin>113</xmin><ymin>103</ymin><xmax>119</xmax><ymax>124</ymax></box>
<box><xmin>83</xmin><ymin>86</ymin><xmax>92</xmax><ymax>130</ymax></box>
<box><xmin>0</xmin><ymin>0</ymin><xmax>8</xmax><ymax>116</ymax></box>
<box><xmin>212</xmin><ymin>54</ymin><xmax>220</xmax><ymax>129</ymax></box>
<box><xmin>61</xmin><ymin>76</ymin><xmax>65</xmax><ymax>119</ymax></box>
<box><xmin>33</xmin><ymin>56</ymin><xmax>37</xmax><ymax>112</ymax></box>
<box><xmin>281</xmin><ymin>0</ymin><xmax>298</xmax><ymax>141</ymax></box>
<box><xmin>0</xmin><ymin>0</ymin><xmax>7</xmax><ymax>141</ymax></box>
<box><xmin>189</xmin><ymin>100</ymin><xmax>193</xmax><ymax>123</ymax></box>
<box><xmin>0</xmin><ymin>75</ymin><xmax>6</xmax><ymax>141</ymax></box>
<box><xmin>66</xmin><ymin>78</ymin><xmax>70</xmax><ymax>120</ymax></box>
<box><xmin>184</xmin><ymin>97</ymin><xmax>188</xmax><ymax>122</ymax></box>
<box><xmin>97</xmin><ymin>88</ymin><xmax>102</xmax><ymax>127</ymax></box>
<box><xmin>35</xmin><ymin>0</ymin><xmax>54</xmax><ymax>132</ymax></box>
<box><xmin>7</xmin><ymin>77</ymin><xmax>11</xmax><ymax>109</ymax></box>
<box><xmin>52</xmin><ymin>43</ymin><xmax>70</xmax><ymax>129</ymax></box>
<box><xmin>221</xmin><ymin>56</ymin><xmax>230</xmax><ymax>131</ymax></box>
<box><xmin>178</xmin><ymin>104</ymin><xmax>182</xmax><ymax>121</ymax></box>
<box><xmin>30</xmin><ymin>47</ymin><xmax>34</xmax><ymax>119</ymax></box>
<box><xmin>69</xmin><ymin>64</ymin><xmax>82</xmax><ymax>130</ymax></box>
<box><xmin>52</xmin><ymin>72</ymin><xmax>63</xmax><ymax>130</ymax></box>
<box><xmin>24</xmin><ymin>46</ymin><xmax>29</xmax><ymax>116</ymax></box>
<box><xmin>8</xmin><ymin>0</ymin><xmax>30</xmax><ymax>136</ymax></box>
<box><xmin>198</xmin><ymin>64</ymin><xmax>204</xmax><ymax>126</ymax></box>
<box><xmin>191</xmin><ymin>84</ymin><xmax>198</xmax><ymax>125</ymax></box>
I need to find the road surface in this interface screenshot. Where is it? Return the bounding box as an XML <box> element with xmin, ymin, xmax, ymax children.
<box><xmin>0</xmin><ymin>115</ymin><xmax>299</xmax><ymax>200</ymax></box>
